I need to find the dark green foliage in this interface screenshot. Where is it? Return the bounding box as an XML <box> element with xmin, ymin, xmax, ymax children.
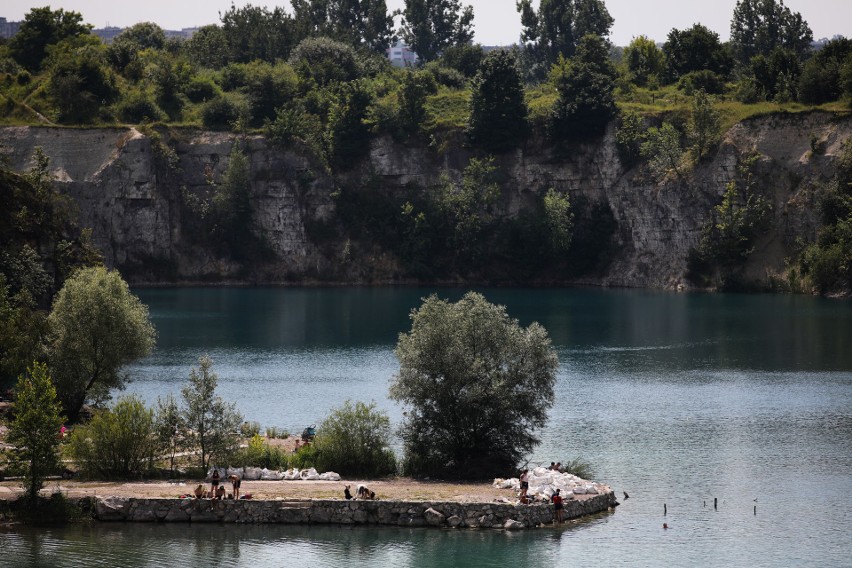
<box><xmin>550</xmin><ymin>34</ymin><xmax>618</xmax><ymax>141</ymax></box>
<box><xmin>730</xmin><ymin>0</ymin><xmax>813</xmax><ymax>65</ymax></box>
<box><xmin>689</xmin><ymin>153</ymin><xmax>773</xmax><ymax>287</ymax></box>
<box><xmin>425</xmin><ymin>63</ymin><xmax>467</xmax><ymax>89</ymax></box>
<box><xmin>47</xmin><ymin>39</ymin><xmax>119</xmax><ymax>124</ymax></box>
<box><xmin>615</xmin><ymin>110</ymin><xmax>644</xmax><ymax>167</ymax></box>
<box><xmin>107</xmin><ymin>22</ymin><xmax>166</xmax><ymax>73</ymax></box>
<box><xmin>219</xmin><ymin>61</ymin><xmax>298</xmax><ymax>126</ymax></box>
<box><xmin>288</xmin><ymin>37</ymin><xmax>362</xmax><ymax>88</ymax></box>
<box><xmin>291</xmin><ymin>0</ymin><xmax>395</xmax><ymax>54</ymax></box>
<box><xmin>467</xmin><ymin>50</ymin><xmax>529</xmax><ymax>152</ymax></box>
<box><xmin>799</xmin><ymin>141</ymin><xmax>852</xmax><ymax>293</ymax></box>
<box><xmin>623</xmin><ymin>35</ymin><xmax>665</xmax><ymax>87</ymax></box>
<box><xmin>798</xmin><ymin>38</ymin><xmax>852</xmax><ymax>105</ymax></box>
<box><xmin>677</xmin><ymin>70</ymin><xmax>727</xmax><ymax>95</ymax></box>
<box><xmin>201</xmin><ymin>94</ymin><xmax>248</xmax><ymax>130</ymax></box>
<box><xmin>312</xmin><ymin>400</ymin><xmax>398</xmax><ymax>477</ymax></box>
<box><xmin>183</xmin><ymin>25</ymin><xmax>230</xmax><ymax>69</ymax></box>
<box><xmin>391</xmin><ymin>292</ymin><xmax>558</xmax><ymax>479</ymax></box>
<box><xmin>183</xmin><ymin>75</ymin><xmax>220</xmax><ymax>104</ymax></box>
<box><xmin>398</xmin><ymin>70</ymin><xmax>438</xmax><ymax>134</ymax></box>
<box><xmin>8</xmin><ymin>7</ymin><xmax>91</xmax><ymax>71</ymax></box>
<box><xmin>747</xmin><ymin>47</ymin><xmax>801</xmax><ymax>102</ymax></box>
<box><xmin>517</xmin><ymin>0</ymin><xmax>614</xmax><ymax>78</ymax></box>
<box><xmin>67</xmin><ymin>395</ymin><xmax>157</xmax><ymax>479</ymax></box>
<box><xmin>6</xmin><ymin>362</ymin><xmax>65</xmax><ymax>500</ymax></box>
<box><xmin>563</xmin><ymin>197</ymin><xmax>618</xmax><ymax>276</ymax></box>
<box><xmin>439</xmin><ymin>43</ymin><xmax>485</xmax><ymax>77</ymax></box>
<box><xmin>688</xmin><ymin>89</ymin><xmax>722</xmax><ymax>160</ymax></box>
<box><xmin>664</xmin><ymin>24</ymin><xmax>733</xmax><ymax>82</ymax></box>
<box><xmin>400</xmin><ymin>0</ymin><xmax>475</xmax><ymax>64</ymax></box>
<box><xmin>116</xmin><ymin>91</ymin><xmax>165</xmax><ymax>123</ymax></box>
<box><xmin>326</xmin><ymin>80</ymin><xmax>373</xmax><ymax>168</ymax></box>
<box><xmin>219</xmin><ymin>4</ymin><xmax>297</xmax><ymax>64</ymax></box>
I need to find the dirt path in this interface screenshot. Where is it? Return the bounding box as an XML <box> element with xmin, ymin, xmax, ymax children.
<box><xmin>0</xmin><ymin>478</ymin><xmax>518</xmax><ymax>503</ymax></box>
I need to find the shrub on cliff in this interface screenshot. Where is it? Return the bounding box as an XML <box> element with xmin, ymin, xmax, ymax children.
<box><xmin>467</xmin><ymin>49</ymin><xmax>529</xmax><ymax>153</ymax></box>
<box><xmin>391</xmin><ymin>292</ymin><xmax>558</xmax><ymax>480</ymax></box>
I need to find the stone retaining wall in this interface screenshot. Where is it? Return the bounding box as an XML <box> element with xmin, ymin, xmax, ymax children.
<box><xmin>93</xmin><ymin>492</ymin><xmax>616</xmax><ymax>529</ymax></box>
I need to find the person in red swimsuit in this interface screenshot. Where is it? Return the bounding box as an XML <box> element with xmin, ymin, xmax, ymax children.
<box><xmin>552</xmin><ymin>489</ymin><xmax>564</xmax><ymax>524</ymax></box>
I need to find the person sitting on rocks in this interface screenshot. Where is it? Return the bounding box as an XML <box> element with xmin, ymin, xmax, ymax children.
<box><xmin>194</xmin><ymin>484</ymin><xmax>204</xmax><ymax>499</ymax></box>
<box><xmin>344</xmin><ymin>484</ymin><xmax>353</xmax><ymax>500</ymax></box>
<box><xmin>215</xmin><ymin>485</ymin><xmax>226</xmax><ymax>500</ymax></box>
<box><xmin>356</xmin><ymin>484</ymin><xmax>371</xmax><ymax>499</ymax></box>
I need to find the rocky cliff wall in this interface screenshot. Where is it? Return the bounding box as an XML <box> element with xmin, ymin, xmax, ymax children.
<box><xmin>1</xmin><ymin>112</ymin><xmax>849</xmax><ymax>288</ymax></box>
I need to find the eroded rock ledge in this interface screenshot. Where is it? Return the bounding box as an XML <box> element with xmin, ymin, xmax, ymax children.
<box><xmin>92</xmin><ymin>492</ymin><xmax>617</xmax><ymax>529</ymax></box>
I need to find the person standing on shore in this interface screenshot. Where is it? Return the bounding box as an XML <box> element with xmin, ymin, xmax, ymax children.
<box><xmin>552</xmin><ymin>489</ymin><xmax>564</xmax><ymax>524</ymax></box>
<box><xmin>519</xmin><ymin>469</ymin><xmax>529</xmax><ymax>499</ymax></box>
<box><xmin>229</xmin><ymin>474</ymin><xmax>241</xmax><ymax>499</ymax></box>
<box><xmin>210</xmin><ymin>468</ymin><xmax>220</xmax><ymax>498</ymax></box>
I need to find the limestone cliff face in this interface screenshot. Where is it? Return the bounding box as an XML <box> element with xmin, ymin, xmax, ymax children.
<box><xmin>1</xmin><ymin>112</ymin><xmax>849</xmax><ymax>288</ymax></box>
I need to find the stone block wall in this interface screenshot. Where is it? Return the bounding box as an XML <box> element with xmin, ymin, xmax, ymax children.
<box><xmin>93</xmin><ymin>493</ymin><xmax>617</xmax><ymax>529</ymax></box>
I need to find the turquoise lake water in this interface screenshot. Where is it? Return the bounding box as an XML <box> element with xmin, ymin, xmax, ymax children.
<box><xmin>5</xmin><ymin>287</ymin><xmax>851</xmax><ymax>567</ymax></box>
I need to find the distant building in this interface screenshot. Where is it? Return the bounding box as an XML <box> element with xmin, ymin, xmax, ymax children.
<box><xmin>0</xmin><ymin>17</ymin><xmax>21</xmax><ymax>40</ymax></box>
<box><xmin>93</xmin><ymin>26</ymin><xmax>124</xmax><ymax>43</ymax></box>
<box><xmin>387</xmin><ymin>41</ymin><xmax>418</xmax><ymax>67</ymax></box>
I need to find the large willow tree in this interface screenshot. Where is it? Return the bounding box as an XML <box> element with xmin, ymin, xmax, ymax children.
<box><xmin>391</xmin><ymin>292</ymin><xmax>558</xmax><ymax>479</ymax></box>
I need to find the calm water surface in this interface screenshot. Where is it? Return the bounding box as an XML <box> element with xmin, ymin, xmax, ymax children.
<box><xmin>6</xmin><ymin>288</ymin><xmax>851</xmax><ymax>567</ymax></box>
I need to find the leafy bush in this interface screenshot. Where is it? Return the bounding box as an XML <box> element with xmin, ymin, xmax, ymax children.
<box><xmin>233</xmin><ymin>434</ymin><xmax>290</xmax><ymax>469</ymax></box>
<box><xmin>201</xmin><ymin>93</ymin><xmax>247</xmax><ymax>129</ymax></box>
<box><xmin>240</xmin><ymin>421</ymin><xmax>261</xmax><ymax>438</ymax></box>
<box><xmin>677</xmin><ymin>70</ymin><xmax>726</xmax><ymax>95</ymax></box>
<box><xmin>311</xmin><ymin>400</ymin><xmax>397</xmax><ymax>478</ymax></box>
<box><xmin>67</xmin><ymin>395</ymin><xmax>157</xmax><ymax>479</ymax></box>
<box><xmin>183</xmin><ymin>75</ymin><xmax>219</xmax><ymax>103</ymax></box>
<box><xmin>116</xmin><ymin>91</ymin><xmax>165</xmax><ymax>123</ymax></box>
<box><xmin>288</xmin><ymin>37</ymin><xmax>361</xmax><ymax>88</ymax></box>
<box><xmin>425</xmin><ymin>63</ymin><xmax>467</xmax><ymax>89</ymax></box>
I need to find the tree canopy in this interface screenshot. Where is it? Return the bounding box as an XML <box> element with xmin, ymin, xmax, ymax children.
<box><xmin>663</xmin><ymin>24</ymin><xmax>733</xmax><ymax>81</ymax></box>
<box><xmin>391</xmin><ymin>292</ymin><xmax>558</xmax><ymax>479</ymax></box>
<box><xmin>8</xmin><ymin>6</ymin><xmax>91</xmax><ymax>71</ymax></box>
<box><xmin>467</xmin><ymin>49</ymin><xmax>529</xmax><ymax>152</ymax></box>
<box><xmin>730</xmin><ymin>0</ymin><xmax>813</xmax><ymax>64</ymax></box>
<box><xmin>400</xmin><ymin>0</ymin><xmax>475</xmax><ymax>63</ymax></box>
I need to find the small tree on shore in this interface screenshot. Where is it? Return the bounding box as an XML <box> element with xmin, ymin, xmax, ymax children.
<box><xmin>6</xmin><ymin>362</ymin><xmax>65</xmax><ymax>501</ymax></box>
<box><xmin>155</xmin><ymin>393</ymin><xmax>185</xmax><ymax>476</ymax></box>
<box><xmin>391</xmin><ymin>292</ymin><xmax>558</xmax><ymax>479</ymax></box>
<box><xmin>312</xmin><ymin>400</ymin><xmax>397</xmax><ymax>478</ymax></box>
<box><xmin>181</xmin><ymin>356</ymin><xmax>243</xmax><ymax>470</ymax></box>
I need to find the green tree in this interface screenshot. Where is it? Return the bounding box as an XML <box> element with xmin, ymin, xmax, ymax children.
<box><xmin>292</xmin><ymin>0</ymin><xmax>395</xmax><ymax>54</ymax></box>
<box><xmin>6</xmin><ymin>362</ymin><xmax>65</xmax><ymax>500</ymax></box>
<box><xmin>543</xmin><ymin>188</ymin><xmax>574</xmax><ymax>254</ymax></box>
<box><xmin>694</xmin><ymin>153</ymin><xmax>772</xmax><ymax>280</ymax></box>
<box><xmin>550</xmin><ymin>34</ymin><xmax>618</xmax><ymax>140</ymax></box>
<box><xmin>107</xmin><ymin>22</ymin><xmax>167</xmax><ymax>73</ymax></box>
<box><xmin>398</xmin><ymin>70</ymin><xmax>438</xmax><ymax>134</ymax></box>
<box><xmin>747</xmin><ymin>46</ymin><xmax>801</xmax><ymax>102</ymax></box>
<box><xmin>517</xmin><ymin>0</ymin><xmax>613</xmax><ymax>77</ymax></box>
<box><xmin>688</xmin><ymin>89</ymin><xmax>721</xmax><ymax>160</ymax></box>
<box><xmin>798</xmin><ymin>38</ymin><xmax>852</xmax><ymax>105</ymax></box>
<box><xmin>312</xmin><ymin>400</ymin><xmax>398</xmax><ymax>477</ymax></box>
<box><xmin>391</xmin><ymin>292</ymin><xmax>558</xmax><ymax>479</ymax></box>
<box><xmin>437</xmin><ymin>157</ymin><xmax>501</xmax><ymax>265</ymax></box>
<box><xmin>184</xmin><ymin>25</ymin><xmax>230</xmax><ymax>69</ymax></box>
<box><xmin>730</xmin><ymin>0</ymin><xmax>813</xmax><ymax>65</ymax></box>
<box><xmin>219</xmin><ymin>4</ymin><xmax>297</xmax><ymax>64</ymax></box>
<box><xmin>400</xmin><ymin>0</ymin><xmax>475</xmax><ymax>64</ymax></box>
<box><xmin>47</xmin><ymin>38</ymin><xmax>119</xmax><ymax>124</ymax></box>
<box><xmin>663</xmin><ymin>24</ymin><xmax>733</xmax><ymax>82</ymax></box>
<box><xmin>439</xmin><ymin>43</ymin><xmax>484</xmax><ymax>77</ymax></box>
<box><xmin>614</xmin><ymin>110</ymin><xmax>644</xmax><ymax>167</ymax></box>
<box><xmin>326</xmin><ymin>80</ymin><xmax>373</xmax><ymax>168</ymax></box>
<box><xmin>288</xmin><ymin>37</ymin><xmax>362</xmax><ymax>89</ymax></box>
<box><xmin>623</xmin><ymin>35</ymin><xmax>665</xmax><ymax>87</ymax></box>
<box><xmin>181</xmin><ymin>355</ymin><xmax>243</xmax><ymax>470</ymax></box>
<box><xmin>46</xmin><ymin>266</ymin><xmax>156</xmax><ymax>422</ymax></box>
<box><xmin>467</xmin><ymin>49</ymin><xmax>529</xmax><ymax>152</ymax></box>
<box><xmin>640</xmin><ymin>122</ymin><xmax>684</xmax><ymax>179</ymax></box>
<box><xmin>210</xmin><ymin>141</ymin><xmax>254</xmax><ymax>255</ymax></box>
<box><xmin>8</xmin><ymin>6</ymin><xmax>91</xmax><ymax>71</ymax></box>
<box><xmin>67</xmin><ymin>395</ymin><xmax>157</xmax><ymax>479</ymax></box>
<box><xmin>155</xmin><ymin>393</ymin><xmax>185</xmax><ymax>476</ymax></box>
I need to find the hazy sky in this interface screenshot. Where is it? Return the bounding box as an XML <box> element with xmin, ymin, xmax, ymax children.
<box><xmin>3</xmin><ymin>1</ymin><xmax>851</xmax><ymax>46</ymax></box>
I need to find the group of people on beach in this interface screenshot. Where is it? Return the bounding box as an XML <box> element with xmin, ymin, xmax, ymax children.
<box><xmin>343</xmin><ymin>484</ymin><xmax>376</xmax><ymax>500</ymax></box>
<box><xmin>195</xmin><ymin>469</ymin><xmax>244</xmax><ymax>500</ymax></box>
